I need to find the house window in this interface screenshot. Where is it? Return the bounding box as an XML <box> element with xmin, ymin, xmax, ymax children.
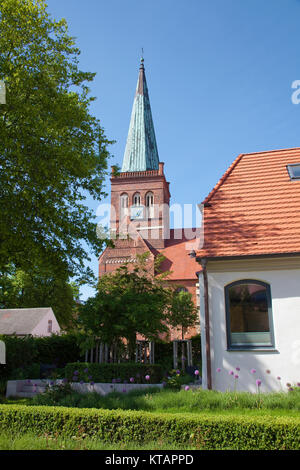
<box><xmin>225</xmin><ymin>280</ymin><xmax>274</xmax><ymax>350</ymax></box>
<box><xmin>48</xmin><ymin>320</ymin><xmax>52</xmax><ymax>333</ymax></box>
<box><xmin>287</xmin><ymin>164</ymin><xmax>300</xmax><ymax>180</ymax></box>
<box><xmin>145</xmin><ymin>192</ymin><xmax>154</xmax><ymax>218</ymax></box>
<box><xmin>133</xmin><ymin>192</ymin><xmax>141</xmax><ymax>206</ymax></box>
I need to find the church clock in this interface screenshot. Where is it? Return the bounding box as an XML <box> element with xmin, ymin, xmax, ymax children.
<box><xmin>130</xmin><ymin>205</ymin><xmax>144</xmax><ymax>220</ymax></box>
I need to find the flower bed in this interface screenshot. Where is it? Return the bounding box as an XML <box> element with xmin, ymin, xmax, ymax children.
<box><xmin>65</xmin><ymin>362</ymin><xmax>164</xmax><ymax>385</ymax></box>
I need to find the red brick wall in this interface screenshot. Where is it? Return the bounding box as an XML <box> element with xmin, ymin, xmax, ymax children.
<box><xmin>110</xmin><ymin>167</ymin><xmax>170</xmax><ymax>249</ymax></box>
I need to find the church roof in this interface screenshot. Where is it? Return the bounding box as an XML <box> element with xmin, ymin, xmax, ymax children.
<box><xmin>156</xmin><ymin>229</ymin><xmax>200</xmax><ymax>280</ymax></box>
<box><xmin>121</xmin><ymin>58</ymin><xmax>160</xmax><ymax>172</ymax></box>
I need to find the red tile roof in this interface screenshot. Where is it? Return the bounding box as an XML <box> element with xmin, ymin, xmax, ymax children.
<box><xmin>197</xmin><ymin>147</ymin><xmax>300</xmax><ymax>259</ymax></box>
<box><xmin>157</xmin><ymin>228</ymin><xmax>200</xmax><ymax>280</ymax></box>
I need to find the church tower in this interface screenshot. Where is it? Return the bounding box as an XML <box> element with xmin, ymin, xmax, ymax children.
<box><xmin>98</xmin><ymin>59</ymin><xmax>200</xmax><ymax>341</ymax></box>
<box><xmin>110</xmin><ymin>58</ymin><xmax>170</xmax><ymax>250</ymax></box>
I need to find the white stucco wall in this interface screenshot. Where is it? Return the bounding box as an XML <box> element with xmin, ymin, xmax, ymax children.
<box><xmin>31</xmin><ymin>309</ymin><xmax>61</xmax><ymax>337</ymax></box>
<box><xmin>199</xmin><ymin>257</ymin><xmax>300</xmax><ymax>393</ymax></box>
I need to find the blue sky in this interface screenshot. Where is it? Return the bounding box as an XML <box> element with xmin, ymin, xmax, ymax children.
<box><xmin>46</xmin><ymin>0</ymin><xmax>300</xmax><ymax>299</ymax></box>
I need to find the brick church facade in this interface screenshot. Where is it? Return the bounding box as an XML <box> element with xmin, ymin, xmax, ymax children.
<box><xmin>98</xmin><ymin>58</ymin><xmax>200</xmax><ymax>340</ymax></box>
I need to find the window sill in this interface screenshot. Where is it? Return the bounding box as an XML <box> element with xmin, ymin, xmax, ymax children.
<box><xmin>226</xmin><ymin>348</ymin><xmax>278</xmax><ymax>353</ymax></box>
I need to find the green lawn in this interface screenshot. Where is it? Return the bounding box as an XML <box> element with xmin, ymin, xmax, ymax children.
<box><xmin>0</xmin><ymin>430</ymin><xmax>196</xmax><ymax>450</ymax></box>
<box><xmin>3</xmin><ymin>386</ymin><xmax>300</xmax><ymax>417</ymax></box>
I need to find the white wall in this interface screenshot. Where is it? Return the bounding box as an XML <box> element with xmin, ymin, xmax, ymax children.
<box><xmin>31</xmin><ymin>309</ymin><xmax>61</xmax><ymax>337</ymax></box>
<box><xmin>199</xmin><ymin>257</ymin><xmax>300</xmax><ymax>393</ymax></box>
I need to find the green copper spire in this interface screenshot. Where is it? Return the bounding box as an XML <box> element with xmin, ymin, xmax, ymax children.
<box><xmin>121</xmin><ymin>58</ymin><xmax>160</xmax><ymax>172</ymax></box>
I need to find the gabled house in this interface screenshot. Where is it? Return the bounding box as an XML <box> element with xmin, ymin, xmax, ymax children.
<box><xmin>0</xmin><ymin>307</ymin><xmax>61</xmax><ymax>337</ymax></box>
<box><xmin>196</xmin><ymin>148</ymin><xmax>300</xmax><ymax>392</ymax></box>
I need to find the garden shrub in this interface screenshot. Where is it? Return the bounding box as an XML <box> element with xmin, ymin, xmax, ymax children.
<box><xmin>0</xmin><ymin>404</ymin><xmax>299</xmax><ymax>450</ymax></box>
<box><xmin>0</xmin><ymin>334</ymin><xmax>84</xmax><ymax>381</ymax></box>
<box><xmin>0</xmin><ymin>335</ymin><xmax>37</xmax><ymax>380</ymax></box>
<box><xmin>12</xmin><ymin>363</ymin><xmax>41</xmax><ymax>380</ymax></box>
<box><xmin>65</xmin><ymin>363</ymin><xmax>164</xmax><ymax>384</ymax></box>
<box><xmin>164</xmin><ymin>370</ymin><xmax>193</xmax><ymax>390</ymax></box>
<box><xmin>35</xmin><ymin>334</ymin><xmax>83</xmax><ymax>368</ymax></box>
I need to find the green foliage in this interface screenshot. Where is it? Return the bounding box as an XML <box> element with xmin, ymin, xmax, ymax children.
<box><xmin>189</xmin><ymin>334</ymin><xmax>201</xmax><ymax>363</ymax></box>
<box><xmin>65</xmin><ymin>363</ymin><xmax>164</xmax><ymax>384</ymax></box>
<box><xmin>34</xmin><ymin>382</ymin><xmax>73</xmax><ymax>406</ymax></box>
<box><xmin>0</xmin><ymin>404</ymin><xmax>299</xmax><ymax>449</ymax></box>
<box><xmin>31</xmin><ymin>387</ymin><xmax>162</xmax><ymax>409</ymax></box>
<box><xmin>0</xmin><ymin>381</ymin><xmax>7</xmax><ymax>397</ymax></box>
<box><xmin>0</xmin><ymin>264</ymin><xmax>80</xmax><ymax>328</ymax></box>
<box><xmin>0</xmin><ymin>0</ymin><xmax>113</xmax><ymax>281</ymax></box>
<box><xmin>0</xmin><ymin>333</ymin><xmax>83</xmax><ymax>380</ymax></box>
<box><xmin>11</xmin><ymin>363</ymin><xmax>41</xmax><ymax>380</ymax></box>
<box><xmin>154</xmin><ymin>336</ymin><xmax>202</xmax><ymax>371</ymax></box>
<box><xmin>79</xmin><ymin>254</ymin><xmax>171</xmax><ymax>357</ymax></box>
<box><xmin>34</xmin><ymin>333</ymin><xmax>84</xmax><ymax>367</ymax></box>
<box><xmin>164</xmin><ymin>370</ymin><xmax>192</xmax><ymax>390</ymax></box>
<box><xmin>0</xmin><ymin>430</ymin><xmax>194</xmax><ymax>450</ymax></box>
<box><xmin>0</xmin><ymin>335</ymin><xmax>36</xmax><ymax>380</ymax></box>
<box><xmin>167</xmin><ymin>288</ymin><xmax>199</xmax><ymax>339</ymax></box>
<box><xmin>10</xmin><ymin>386</ymin><xmax>300</xmax><ymax>414</ymax></box>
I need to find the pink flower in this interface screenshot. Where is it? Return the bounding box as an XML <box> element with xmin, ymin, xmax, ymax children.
<box><xmin>256</xmin><ymin>379</ymin><xmax>262</xmax><ymax>387</ymax></box>
<box><xmin>277</xmin><ymin>376</ymin><xmax>281</xmax><ymax>380</ymax></box>
<box><xmin>185</xmin><ymin>386</ymin><xmax>190</xmax><ymax>391</ymax></box>
<box><xmin>216</xmin><ymin>368</ymin><xmax>221</xmax><ymax>373</ymax></box>
<box><xmin>251</xmin><ymin>369</ymin><xmax>256</xmax><ymax>374</ymax></box>
<box><xmin>229</xmin><ymin>370</ymin><xmax>234</xmax><ymax>376</ymax></box>
<box><xmin>236</xmin><ymin>367</ymin><xmax>240</xmax><ymax>371</ymax></box>
<box><xmin>234</xmin><ymin>374</ymin><xmax>239</xmax><ymax>379</ymax></box>
<box><xmin>194</xmin><ymin>370</ymin><xmax>199</xmax><ymax>376</ymax></box>
<box><xmin>129</xmin><ymin>377</ymin><xmax>134</xmax><ymax>383</ymax></box>
<box><xmin>145</xmin><ymin>375</ymin><xmax>150</xmax><ymax>381</ymax></box>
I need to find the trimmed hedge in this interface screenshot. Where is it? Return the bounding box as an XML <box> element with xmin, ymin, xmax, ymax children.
<box><xmin>65</xmin><ymin>363</ymin><xmax>164</xmax><ymax>384</ymax></box>
<box><xmin>0</xmin><ymin>404</ymin><xmax>299</xmax><ymax>449</ymax></box>
<box><xmin>0</xmin><ymin>334</ymin><xmax>84</xmax><ymax>380</ymax></box>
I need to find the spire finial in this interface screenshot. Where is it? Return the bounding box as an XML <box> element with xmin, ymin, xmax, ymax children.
<box><xmin>140</xmin><ymin>48</ymin><xmax>144</xmax><ymax>68</ymax></box>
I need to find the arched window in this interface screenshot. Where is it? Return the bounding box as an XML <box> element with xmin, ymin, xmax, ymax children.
<box><xmin>133</xmin><ymin>192</ymin><xmax>141</xmax><ymax>206</ymax></box>
<box><xmin>225</xmin><ymin>280</ymin><xmax>275</xmax><ymax>350</ymax></box>
<box><xmin>120</xmin><ymin>193</ymin><xmax>129</xmax><ymax>218</ymax></box>
<box><xmin>145</xmin><ymin>192</ymin><xmax>154</xmax><ymax>218</ymax></box>
<box><xmin>176</xmin><ymin>286</ymin><xmax>188</xmax><ymax>293</ymax></box>
<box><xmin>120</xmin><ymin>193</ymin><xmax>129</xmax><ymax>208</ymax></box>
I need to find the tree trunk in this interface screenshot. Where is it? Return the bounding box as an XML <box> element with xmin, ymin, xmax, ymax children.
<box><xmin>127</xmin><ymin>333</ymin><xmax>137</xmax><ymax>362</ymax></box>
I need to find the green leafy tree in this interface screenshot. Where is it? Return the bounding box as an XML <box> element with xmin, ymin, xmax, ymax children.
<box><xmin>0</xmin><ymin>0</ymin><xmax>113</xmax><ymax>282</ymax></box>
<box><xmin>167</xmin><ymin>288</ymin><xmax>199</xmax><ymax>339</ymax></box>
<box><xmin>0</xmin><ymin>263</ymin><xmax>80</xmax><ymax>329</ymax></box>
<box><xmin>78</xmin><ymin>253</ymin><xmax>170</xmax><ymax>359</ymax></box>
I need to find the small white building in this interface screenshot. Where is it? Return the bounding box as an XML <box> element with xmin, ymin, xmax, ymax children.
<box><xmin>196</xmin><ymin>148</ymin><xmax>300</xmax><ymax>392</ymax></box>
<box><xmin>0</xmin><ymin>307</ymin><xmax>61</xmax><ymax>337</ymax></box>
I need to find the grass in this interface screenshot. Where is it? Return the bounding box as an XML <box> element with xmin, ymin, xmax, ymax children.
<box><xmin>5</xmin><ymin>386</ymin><xmax>300</xmax><ymax>417</ymax></box>
<box><xmin>0</xmin><ymin>430</ymin><xmax>196</xmax><ymax>450</ymax></box>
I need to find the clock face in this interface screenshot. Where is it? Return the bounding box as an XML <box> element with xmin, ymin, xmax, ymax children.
<box><xmin>130</xmin><ymin>205</ymin><xmax>144</xmax><ymax>220</ymax></box>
